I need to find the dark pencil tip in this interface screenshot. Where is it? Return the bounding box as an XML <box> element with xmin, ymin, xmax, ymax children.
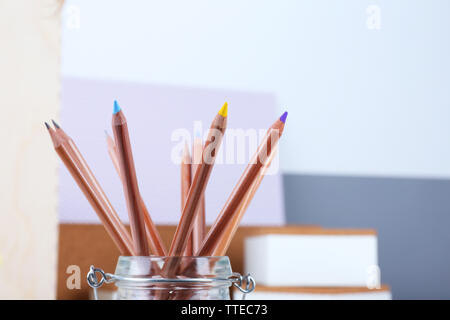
<box><xmin>280</xmin><ymin>111</ymin><xmax>288</xmax><ymax>123</ymax></box>
<box><xmin>44</xmin><ymin>122</ymin><xmax>51</xmax><ymax>130</ymax></box>
<box><xmin>51</xmin><ymin>119</ymin><xmax>60</xmax><ymax>129</ymax></box>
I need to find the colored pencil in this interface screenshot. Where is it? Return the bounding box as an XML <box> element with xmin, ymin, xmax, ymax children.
<box><xmin>214</xmin><ymin>144</ymin><xmax>278</xmax><ymax>256</ymax></box>
<box><xmin>112</xmin><ymin>101</ymin><xmax>149</xmax><ymax>256</ymax></box>
<box><xmin>106</xmin><ymin>131</ymin><xmax>122</xmax><ymax>175</ymax></box>
<box><xmin>196</xmin><ymin>111</ymin><xmax>287</xmax><ymax>256</ymax></box>
<box><xmin>191</xmin><ymin>130</ymin><xmax>206</xmax><ymax>254</ymax></box>
<box><xmin>48</xmin><ymin>98</ymin><xmax>288</xmax><ymax>300</ymax></box>
<box><xmin>106</xmin><ymin>131</ymin><xmax>165</xmax><ymax>289</ymax></box>
<box><xmin>174</xmin><ymin>150</ymin><xmax>279</xmax><ymax>301</ymax></box>
<box><xmin>163</xmin><ymin>102</ymin><xmax>228</xmax><ymax>276</ymax></box>
<box><xmin>181</xmin><ymin>142</ymin><xmax>193</xmax><ymax>256</ymax></box>
<box><xmin>46</xmin><ymin>122</ymin><xmax>135</xmax><ymax>255</ymax></box>
<box><xmin>106</xmin><ymin>132</ymin><xmax>167</xmax><ymax>256</ymax></box>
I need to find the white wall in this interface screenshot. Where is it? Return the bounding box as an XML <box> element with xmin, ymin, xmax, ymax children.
<box><xmin>62</xmin><ymin>0</ymin><xmax>450</xmax><ymax>178</ymax></box>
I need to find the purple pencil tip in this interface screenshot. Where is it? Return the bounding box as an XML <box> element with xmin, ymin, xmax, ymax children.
<box><xmin>280</xmin><ymin>111</ymin><xmax>288</xmax><ymax>123</ymax></box>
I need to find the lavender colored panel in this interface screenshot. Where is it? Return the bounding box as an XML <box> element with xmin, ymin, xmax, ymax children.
<box><xmin>59</xmin><ymin>77</ymin><xmax>285</xmax><ymax>225</ymax></box>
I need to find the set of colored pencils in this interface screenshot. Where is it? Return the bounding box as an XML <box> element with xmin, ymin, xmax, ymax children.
<box><xmin>46</xmin><ymin>101</ymin><xmax>287</xmax><ymax>278</ymax></box>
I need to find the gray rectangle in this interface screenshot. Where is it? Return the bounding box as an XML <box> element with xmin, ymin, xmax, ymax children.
<box><xmin>283</xmin><ymin>173</ymin><xmax>450</xmax><ymax>299</ymax></box>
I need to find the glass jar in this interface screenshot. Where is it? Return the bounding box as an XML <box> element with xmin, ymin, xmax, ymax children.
<box><xmin>87</xmin><ymin>256</ymin><xmax>254</xmax><ymax>300</ymax></box>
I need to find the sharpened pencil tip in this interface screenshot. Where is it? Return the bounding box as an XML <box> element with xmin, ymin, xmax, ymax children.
<box><xmin>280</xmin><ymin>111</ymin><xmax>288</xmax><ymax>123</ymax></box>
<box><xmin>194</xmin><ymin>127</ymin><xmax>202</xmax><ymax>139</ymax></box>
<box><xmin>44</xmin><ymin>122</ymin><xmax>51</xmax><ymax>130</ymax></box>
<box><xmin>182</xmin><ymin>141</ymin><xmax>191</xmax><ymax>161</ymax></box>
<box><xmin>113</xmin><ymin>100</ymin><xmax>121</xmax><ymax>114</ymax></box>
<box><xmin>51</xmin><ymin>119</ymin><xmax>60</xmax><ymax>129</ymax></box>
<box><xmin>218</xmin><ymin>102</ymin><xmax>228</xmax><ymax>117</ymax></box>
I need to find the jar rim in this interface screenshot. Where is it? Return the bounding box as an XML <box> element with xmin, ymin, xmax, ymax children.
<box><xmin>113</xmin><ymin>274</ymin><xmax>234</xmax><ymax>287</ymax></box>
<box><xmin>114</xmin><ymin>256</ymin><xmax>233</xmax><ymax>282</ymax></box>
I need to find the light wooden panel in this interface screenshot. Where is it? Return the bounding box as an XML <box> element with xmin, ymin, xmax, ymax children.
<box><xmin>0</xmin><ymin>0</ymin><xmax>61</xmax><ymax>299</ymax></box>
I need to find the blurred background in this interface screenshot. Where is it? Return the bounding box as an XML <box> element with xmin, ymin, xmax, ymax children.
<box><xmin>1</xmin><ymin>0</ymin><xmax>449</xmax><ymax>299</ymax></box>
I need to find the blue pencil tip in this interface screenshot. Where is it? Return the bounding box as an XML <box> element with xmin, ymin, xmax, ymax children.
<box><xmin>113</xmin><ymin>100</ymin><xmax>121</xmax><ymax>114</ymax></box>
<box><xmin>194</xmin><ymin>127</ymin><xmax>202</xmax><ymax>138</ymax></box>
<box><xmin>280</xmin><ymin>111</ymin><xmax>288</xmax><ymax>123</ymax></box>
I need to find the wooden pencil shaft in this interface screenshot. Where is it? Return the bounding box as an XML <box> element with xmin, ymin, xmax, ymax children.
<box><xmin>107</xmin><ymin>140</ymin><xmax>165</xmax><ymax>277</ymax></box>
<box><xmin>107</xmin><ymin>134</ymin><xmax>167</xmax><ymax>256</ymax></box>
<box><xmin>191</xmin><ymin>138</ymin><xmax>206</xmax><ymax>253</ymax></box>
<box><xmin>168</xmin><ymin>114</ymin><xmax>226</xmax><ymax>258</ymax></box>
<box><xmin>106</xmin><ymin>134</ymin><xmax>122</xmax><ymax>175</ymax></box>
<box><xmin>181</xmin><ymin>146</ymin><xmax>192</xmax><ymax>211</ymax></box>
<box><xmin>181</xmin><ymin>146</ymin><xmax>193</xmax><ymax>256</ymax></box>
<box><xmin>64</xmin><ymin>137</ymin><xmax>135</xmax><ymax>253</ymax></box>
<box><xmin>177</xmin><ymin>123</ymin><xmax>283</xmax><ymax>299</ymax></box>
<box><xmin>112</xmin><ymin>111</ymin><xmax>149</xmax><ymax>256</ymax></box>
<box><xmin>197</xmin><ymin>121</ymin><xmax>284</xmax><ymax>256</ymax></box>
<box><xmin>170</xmin><ymin>154</ymin><xmax>213</xmax><ymax>255</ymax></box>
<box><xmin>65</xmin><ymin>137</ymin><xmax>128</xmax><ymax>234</ymax></box>
<box><xmin>162</xmin><ymin>122</ymin><xmax>227</xmax><ymax>290</ymax></box>
<box><xmin>191</xmin><ymin>198</ymin><xmax>206</xmax><ymax>254</ymax></box>
<box><xmin>106</xmin><ymin>135</ymin><xmax>165</xmax><ymax>276</ymax></box>
<box><xmin>140</xmin><ymin>196</ymin><xmax>167</xmax><ymax>256</ymax></box>
<box><xmin>50</xmin><ymin>130</ymin><xmax>135</xmax><ymax>255</ymax></box>
<box><xmin>161</xmin><ymin>113</ymin><xmax>226</xmax><ymax>282</ymax></box>
<box><xmin>54</xmin><ymin>129</ymin><xmax>134</xmax><ymax>254</ymax></box>
<box><xmin>214</xmin><ymin>148</ymin><xmax>277</xmax><ymax>256</ymax></box>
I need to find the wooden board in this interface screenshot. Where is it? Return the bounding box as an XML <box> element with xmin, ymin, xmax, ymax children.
<box><xmin>0</xmin><ymin>0</ymin><xmax>61</xmax><ymax>299</ymax></box>
<box><xmin>57</xmin><ymin>224</ymin><xmax>322</xmax><ymax>299</ymax></box>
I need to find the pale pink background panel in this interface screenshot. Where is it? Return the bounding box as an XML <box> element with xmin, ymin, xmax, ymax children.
<box><xmin>59</xmin><ymin>77</ymin><xmax>285</xmax><ymax>225</ymax></box>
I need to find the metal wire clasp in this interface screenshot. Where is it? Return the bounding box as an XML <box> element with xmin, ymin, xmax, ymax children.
<box><xmin>87</xmin><ymin>265</ymin><xmax>255</xmax><ymax>300</ymax></box>
<box><xmin>229</xmin><ymin>272</ymin><xmax>256</xmax><ymax>300</ymax></box>
<box><xmin>87</xmin><ymin>265</ymin><xmax>114</xmax><ymax>300</ymax></box>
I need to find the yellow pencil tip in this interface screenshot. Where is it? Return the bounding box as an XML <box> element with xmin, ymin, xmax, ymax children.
<box><xmin>218</xmin><ymin>102</ymin><xmax>228</xmax><ymax>117</ymax></box>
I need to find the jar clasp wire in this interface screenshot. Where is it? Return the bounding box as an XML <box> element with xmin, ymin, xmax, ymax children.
<box><xmin>87</xmin><ymin>265</ymin><xmax>114</xmax><ymax>300</ymax></box>
<box><xmin>87</xmin><ymin>265</ymin><xmax>255</xmax><ymax>300</ymax></box>
<box><xmin>230</xmin><ymin>272</ymin><xmax>256</xmax><ymax>300</ymax></box>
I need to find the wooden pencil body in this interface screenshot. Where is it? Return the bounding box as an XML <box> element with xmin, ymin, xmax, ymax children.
<box><xmin>168</xmin><ymin>113</ymin><xmax>226</xmax><ymax>259</ymax></box>
<box><xmin>107</xmin><ymin>133</ymin><xmax>167</xmax><ymax>256</ymax></box>
<box><xmin>191</xmin><ymin>138</ymin><xmax>206</xmax><ymax>253</ymax></box>
<box><xmin>214</xmin><ymin>149</ymin><xmax>277</xmax><ymax>256</ymax></box>
<box><xmin>112</xmin><ymin>111</ymin><xmax>149</xmax><ymax>256</ymax></box>
<box><xmin>106</xmin><ymin>134</ymin><xmax>122</xmax><ymax>175</ymax></box>
<box><xmin>162</xmin><ymin>113</ymin><xmax>226</xmax><ymax>281</ymax></box>
<box><xmin>181</xmin><ymin>145</ymin><xmax>193</xmax><ymax>255</ymax></box>
<box><xmin>50</xmin><ymin>130</ymin><xmax>134</xmax><ymax>255</ymax></box>
<box><xmin>177</xmin><ymin>118</ymin><xmax>284</xmax><ymax>299</ymax></box>
<box><xmin>197</xmin><ymin>120</ymin><xmax>284</xmax><ymax>256</ymax></box>
<box><xmin>140</xmin><ymin>198</ymin><xmax>166</xmax><ymax>256</ymax></box>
